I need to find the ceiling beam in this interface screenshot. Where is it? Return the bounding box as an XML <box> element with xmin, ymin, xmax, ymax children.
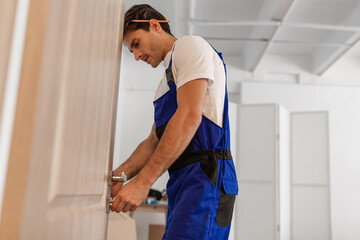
<box><xmin>204</xmin><ymin>37</ymin><xmax>351</xmax><ymax>48</ymax></box>
<box><xmin>314</xmin><ymin>33</ymin><xmax>360</xmax><ymax>76</ymax></box>
<box><xmin>189</xmin><ymin>20</ymin><xmax>281</xmax><ymax>27</ymax></box>
<box><xmin>284</xmin><ymin>22</ymin><xmax>360</xmax><ymax>32</ymax></box>
<box><xmin>189</xmin><ymin>20</ymin><xmax>360</xmax><ymax>32</ymax></box>
<box><xmin>312</xmin><ymin>3</ymin><xmax>360</xmax><ymax>76</ymax></box>
<box><xmin>242</xmin><ymin>0</ymin><xmax>285</xmax><ymax>70</ymax></box>
<box><xmin>251</xmin><ymin>0</ymin><xmax>299</xmax><ymax>72</ymax></box>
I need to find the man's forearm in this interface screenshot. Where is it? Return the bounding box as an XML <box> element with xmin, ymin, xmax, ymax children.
<box><xmin>137</xmin><ymin>110</ymin><xmax>201</xmax><ymax>186</ymax></box>
<box><xmin>114</xmin><ymin>135</ymin><xmax>158</xmax><ymax>180</ymax></box>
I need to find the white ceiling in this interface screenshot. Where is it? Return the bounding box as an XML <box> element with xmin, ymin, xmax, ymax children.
<box><xmin>125</xmin><ymin>0</ymin><xmax>360</xmax><ymax>76</ymax></box>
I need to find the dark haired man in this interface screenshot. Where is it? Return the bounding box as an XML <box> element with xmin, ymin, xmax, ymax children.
<box><xmin>111</xmin><ymin>4</ymin><xmax>238</xmax><ymax>240</ymax></box>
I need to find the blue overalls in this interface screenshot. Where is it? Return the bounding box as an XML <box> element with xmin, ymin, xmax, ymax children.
<box><xmin>153</xmin><ymin>42</ymin><xmax>238</xmax><ymax>240</ymax></box>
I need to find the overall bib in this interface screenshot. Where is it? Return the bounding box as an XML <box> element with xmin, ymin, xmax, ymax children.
<box><xmin>153</xmin><ymin>43</ymin><xmax>238</xmax><ymax>240</ymax></box>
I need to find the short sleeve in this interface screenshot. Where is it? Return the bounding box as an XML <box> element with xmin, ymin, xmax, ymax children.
<box><xmin>172</xmin><ymin>36</ymin><xmax>218</xmax><ymax>89</ymax></box>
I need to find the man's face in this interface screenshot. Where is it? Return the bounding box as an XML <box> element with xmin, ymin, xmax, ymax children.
<box><xmin>123</xmin><ymin>28</ymin><xmax>163</xmax><ymax>68</ymax></box>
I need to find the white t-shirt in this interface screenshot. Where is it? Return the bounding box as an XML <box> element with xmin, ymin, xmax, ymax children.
<box><xmin>154</xmin><ymin>35</ymin><xmax>226</xmax><ymax>127</ymax></box>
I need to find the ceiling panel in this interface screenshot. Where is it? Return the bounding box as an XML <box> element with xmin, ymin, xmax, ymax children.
<box><xmin>286</xmin><ymin>0</ymin><xmax>360</xmax><ymax>26</ymax></box>
<box><xmin>348</xmin><ymin>41</ymin><xmax>360</xmax><ymax>56</ymax></box>
<box><xmin>193</xmin><ymin>0</ymin><xmax>280</xmax><ymax>21</ymax></box>
<box><xmin>207</xmin><ymin>39</ymin><xmax>268</xmax><ymax>70</ymax></box>
<box><xmin>272</xmin><ymin>0</ymin><xmax>297</xmax><ymax>20</ymax></box>
<box><xmin>267</xmin><ymin>42</ymin><xmax>342</xmax><ymax>72</ymax></box>
<box><xmin>274</xmin><ymin>26</ymin><xmax>356</xmax><ymax>45</ymax></box>
<box><xmin>206</xmin><ymin>39</ymin><xmax>264</xmax><ymax>55</ymax></box>
<box><xmin>268</xmin><ymin>42</ymin><xmax>323</xmax><ymax>56</ymax></box>
<box><xmin>312</xmin><ymin>45</ymin><xmax>350</xmax><ymax>74</ymax></box>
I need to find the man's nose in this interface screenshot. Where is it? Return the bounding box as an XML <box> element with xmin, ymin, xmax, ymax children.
<box><xmin>133</xmin><ymin>50</ymin><xmax>142</xmax><ymax>61</ymax></box>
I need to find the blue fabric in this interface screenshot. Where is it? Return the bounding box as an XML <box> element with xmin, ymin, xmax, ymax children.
<box><xmin>153</xmin><ymin>41</ymin><xmax>238</xmax><ymax>240</ymax></box>
<box><xmin>154</xmin><ymin>81</ymin><xmax>178</xmax><ymax>127</ymax></box>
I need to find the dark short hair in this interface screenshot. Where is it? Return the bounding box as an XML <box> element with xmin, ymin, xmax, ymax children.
<box><xmin>124</xmin><ymin>4</ymin><xmax>173</xmax><ymax>36</ymax></box>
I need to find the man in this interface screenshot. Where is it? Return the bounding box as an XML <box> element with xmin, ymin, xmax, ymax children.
<box><xmin>111</xmin><ymin>4</ymin><xmax>238</xmax><ymax>240</ymax></box>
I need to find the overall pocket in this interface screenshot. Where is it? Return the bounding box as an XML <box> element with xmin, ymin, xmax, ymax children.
<box><xmin>215</xmin><ymin>179</ymin><xmax>238</xmax><ymax>227</ymax></box>
<box><xmin>199</xmin><ymin>154</ymin><xmax>219</xmax><ymax>187</ymax></box>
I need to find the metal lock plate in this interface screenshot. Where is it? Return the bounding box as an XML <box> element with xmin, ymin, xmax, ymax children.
<box><xmin>106</xmin><ymin>171</ymin><xmax>126</xmax><ymax>213</ymax></box>
<box><xmin>106</xmin><ymin>198</ymin><xmax>113</xmax><ymax>213</ymax></box>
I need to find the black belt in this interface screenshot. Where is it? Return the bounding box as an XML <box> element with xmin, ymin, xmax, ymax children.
<box><xmin>168</xmin><ymin>149</ymin><xmax>232</xmax><ymax>173</ymax></box>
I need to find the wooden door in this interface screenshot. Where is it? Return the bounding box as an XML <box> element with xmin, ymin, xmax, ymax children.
<box><xmin>0</xmin><ymin>0</ymin><xmax>124</xmax><ymax>239</ymax></box>
<box><xmin>0</xmin><ymin>0</ymin><xmax>18</xmax><ymax>124</ymax></box>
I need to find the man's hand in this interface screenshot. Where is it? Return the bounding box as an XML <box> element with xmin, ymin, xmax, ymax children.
<box><xmin>110</xmin><ymin>176</ymin><xmax>151</xmax><ymax>213</ymax></box>
<box><xmin>111</xmin><ymin>181</ymin><xmax>124</xmax><ymax>198</ymax></box>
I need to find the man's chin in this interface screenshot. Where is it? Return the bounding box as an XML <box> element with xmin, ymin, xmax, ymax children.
<box><xmin>150</xmin><ymin>61</ymin><xmax>161</xmax><ymax>68</ymax></box>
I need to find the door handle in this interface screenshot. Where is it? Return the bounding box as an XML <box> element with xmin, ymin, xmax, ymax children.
<box><xmin>106</xmin><ymin>171</ymin><xmax>127</xmax><ymax>213</ymax></box>
<box><xmin>111</xmin><ymin>171</ymin><xmax>127</xmax><ymax>182</ymax></box>
<box><xmin>108</xmin><ymin>171</ymin><xmax>127</xmax><ymax>186</ymax></box>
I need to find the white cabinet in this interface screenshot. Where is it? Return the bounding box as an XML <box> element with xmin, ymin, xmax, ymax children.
<box><xmin>235</xmin><ymin>105</ymin><xmax>331</xmax><ymax>240</ymax></box>
<box><xmin>235</xmin><ymin>104</ymin><xmax>290</xmax><ymax>240</ymax></box>
<box><xmin>290</xmin><ymin>112</ymin><xmax>331</xmax><ymax>240</ymax></box>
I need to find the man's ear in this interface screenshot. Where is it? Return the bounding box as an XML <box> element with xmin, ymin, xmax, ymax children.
<box><xmin>149</xmin><ymin>19</ymin><xmax>161</xmax><ymax>32</ymax></box>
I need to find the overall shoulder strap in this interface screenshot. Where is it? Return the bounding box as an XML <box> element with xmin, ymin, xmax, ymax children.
<box><xmin>165</xmin><ymin>44</ymin><xmax>176</xmax><ymax>84</ymax></box>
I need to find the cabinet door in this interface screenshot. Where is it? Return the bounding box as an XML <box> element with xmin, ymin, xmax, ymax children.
<box><xmin>236</xmin><ymin>104</ymin><xmax>278</xmax><ymax>240</ymax></box>
<box><xmin>0</xmin><ymin>0</ymin><xmax>124</xmax><ymax>239</ymax></box>
<box><xmin>291</xmin><ymin>112</ymin><xmax>331</xmax><ymax>240</ymax></box>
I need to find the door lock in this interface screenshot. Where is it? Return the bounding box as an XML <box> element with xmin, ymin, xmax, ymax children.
<box><xmin>106</xmin><ymin>198</ymin><xmax>113</xmax><ymax>213</ymax></box>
